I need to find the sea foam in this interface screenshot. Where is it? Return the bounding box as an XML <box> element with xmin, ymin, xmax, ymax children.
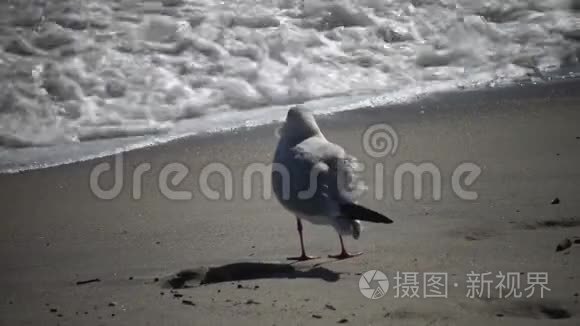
<box><xmin>0</xmin><ymin>0</ymin><xmax>579</xmax><ymax>172</ymax></box>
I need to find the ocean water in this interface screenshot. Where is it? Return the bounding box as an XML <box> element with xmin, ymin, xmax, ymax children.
<box><xmin>1</xmin><ymin>0</ymin><xmax>579</xmax><ymax>172</ymax></box>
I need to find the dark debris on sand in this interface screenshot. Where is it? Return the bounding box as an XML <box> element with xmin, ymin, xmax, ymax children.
<box><xmin>556</xmin><ymin>238</ymin><xmax>572</xmax><ymax>252</ymax></box>
<box><xmin>75</xmin><ymin>278</ymin><xmax>100</xmax><ymax>285</ymax></box>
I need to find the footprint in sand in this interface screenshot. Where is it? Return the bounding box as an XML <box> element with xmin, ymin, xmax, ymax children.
<box><xmin>446</xmin><ymin>227</ymin><xmax>497</xmax><ymax>241</ymax></box>
<box><xmin>492</xmin><ymin>300</ymin><xmax>572</xmax><ymax>320</ymax></box>
<box><xmin>518</xmin><ymin>218</ymin><xmax>580</xmax><ymax>230</ymax></box>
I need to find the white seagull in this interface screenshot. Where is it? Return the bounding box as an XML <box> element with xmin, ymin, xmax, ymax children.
<box><xmin>272</xmin><ymin>106</ymin><xmax>393</xmax><ymax>260</ymax></box>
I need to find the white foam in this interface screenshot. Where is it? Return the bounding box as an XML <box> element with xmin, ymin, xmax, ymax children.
<box><xmin>0</xmin><ymin>0</ymin><xmax>579</xmax><ymax>172</ymax></box>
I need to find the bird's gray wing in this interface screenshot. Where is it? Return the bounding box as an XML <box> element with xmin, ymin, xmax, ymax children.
<box><xmin>287</xmin><ymin>137</ymin><xmax>365</xmax><ymax>216</ymax></box>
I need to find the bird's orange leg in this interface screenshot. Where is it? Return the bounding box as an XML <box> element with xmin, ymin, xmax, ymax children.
<box><xmin>287</xmin><ymin>217</ymin><xmax>319</xmax><ymax>261</ymax></box>
<box><xmin>329</xmin><ymin>234</ymin><xmax>363</xmax><ymax>259</ymax></box>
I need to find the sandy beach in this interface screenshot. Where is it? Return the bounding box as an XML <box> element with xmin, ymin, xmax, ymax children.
<box><xmin>1</xmin><ymin>80</ymin><xmax>580</xmax><ymax>325</ymax></box>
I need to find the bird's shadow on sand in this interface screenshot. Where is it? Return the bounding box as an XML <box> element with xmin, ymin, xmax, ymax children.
<box><xmin>164</xmin><ymin>262</ymin><xmax>340</xmax><ymax>289</ymax></box>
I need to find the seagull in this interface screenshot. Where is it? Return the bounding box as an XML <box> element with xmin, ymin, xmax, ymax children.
<box><xmin>272</xmin><ymin>106</ymin><xmax>393</xmax><ymax>260</ymax></box>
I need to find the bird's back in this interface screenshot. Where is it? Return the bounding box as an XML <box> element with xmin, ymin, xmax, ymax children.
<box><xmin>272</xmin><ymin>136</ymin><xmax>358</xmax><ymax>218</ymax></box>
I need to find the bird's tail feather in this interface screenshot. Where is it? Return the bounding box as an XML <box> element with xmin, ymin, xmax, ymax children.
<box><xmin>340</xmin><ymin>203</ymin><xmax>393</xmax><ymax>224</ymax></box>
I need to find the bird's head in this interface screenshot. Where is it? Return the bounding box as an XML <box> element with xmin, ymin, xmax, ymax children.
<box><xmin>279</xmin><ymin>106</ymin><xmax>323</xmax><ymax>143</ymax></box>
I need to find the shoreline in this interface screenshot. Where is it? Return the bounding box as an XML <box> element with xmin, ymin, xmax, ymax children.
<box><xmin>1</xmin><ymin>77</ymin><xmax>580</xmax><ymax>175</ymax></box>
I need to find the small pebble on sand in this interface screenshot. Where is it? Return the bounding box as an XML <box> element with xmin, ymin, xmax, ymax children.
<box><xmin>556</xmin><ymin>238</ymin><xmax>572</xmax><ymax>252</ymax></box>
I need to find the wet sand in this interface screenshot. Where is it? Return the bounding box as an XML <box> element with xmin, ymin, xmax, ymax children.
<box><xmin>1</xmin><ymin>80</ymin><xmax>580</xmax><ymax>325</ymax></box>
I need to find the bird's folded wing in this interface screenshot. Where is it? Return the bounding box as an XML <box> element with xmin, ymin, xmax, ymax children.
<box><xmin>292</xmin><ymin>137</ymin><xmax>365</xmax><ymax>203</ymax></box>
